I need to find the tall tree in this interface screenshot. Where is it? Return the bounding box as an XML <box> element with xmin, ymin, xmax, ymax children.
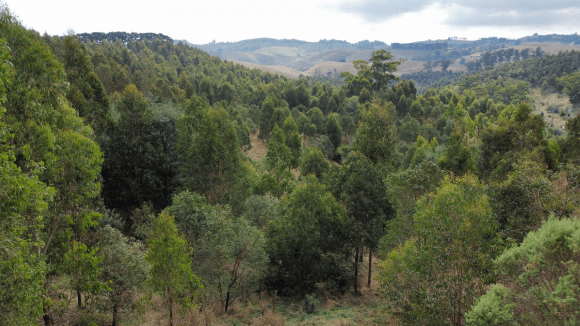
<box><xmin>369</xmin><ymin>50</ymin><xmax>402</xmax><ymax>91</ymax></box>
<box><xmin>177</xmin><ymin>96</ymin><xmax>242</xmax><ymax>204</ymax></box>
<box><xmin>354</xmin><ymin>101</ymin><xmax>398</xmax><ymax>166</ymax></box>
<box><xmin>266</xmin><ymin>175</ymin><xmax>351</xmax><ymax>295</ymax></box>
<box><xmin>0</xmin><ymin>7</ymin><xmax>104</xmax><ymax>324</ymax></box>
<box><xmin>101</xmin><ymin>85</ymin><xmax>176</xmax><ymax>216</ymax></box>
<box><xmin>44</xmin><ymin>34</ymin><xmax>111</xmax><ymax>137</ymax></box>
<box><xmin>96</xmin><ymin>226</ymin><xmax>149</xmax><ymax>326</ymax></box>
<box><xmin>147</xmin><ymin>212</ymin><xmax>201</xmax><ymax>326</ymax></box>
<box><xmin>0</xmin><ymin>36</ymin><xmax>55</xmax><ymax>326</ymax></box>
<box><xmin>195</xmin><ymin>208</ymin><xmax>267</xmax><ymax>313</ymax></box>
<box><xmin>325</xmin><ymin>152</ymin><xmax>392</xmax><ymax>291</ymax></box>
<box><xmin>379</xmin><ymin>175</ymin><xmax>500</xmax><ymax>326</ymax></box>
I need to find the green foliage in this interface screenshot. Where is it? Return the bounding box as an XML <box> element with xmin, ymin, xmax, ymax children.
<box><xmin>325</xmin><ymin>151</ymin><xmax>392</xmax><ymax>291</ymax></box>
<box><xmin>438</xmin><ymin>130</ymin><xmax>476</xmax><ymax>175</ymax></box>
<box><xmin>302</xmin><ymin>294</ymin><xmax>320</xmax><ymax>314</ymax></box>
<box><xmin>478</xmin><ymin>102</ymin><xmax>544</xmax><ymax>180</ymax></box>
<box><xmin>465</xmin><ymin>284</ymin><xmax>515</xmax><ymax>326</ymax></box>
<box><xmin>102</xmin><ymin>85</ymin><xmax>175</xmax><ymax>214</ymax></box>
<box><xmin>368</xmin><ymin>50</ymin><xmax>401</xmax><ymax>91</ymax></box>
<box><xmin>300</xmin><ymin>147</ymin><xmax>329</xmax><ymax>179</ymax></box>
<box><xmin>379</xmin><ymin>175</ymin><xmax>500</xmax><ymax>326</ymax></box>
<box><xmin>489</xmin><ymin>161</ymin><xmax>554</xmax><ymax>243</ymax></box>
<box><xmin>282</xmin><ymin>116</ymin><xmax>302</xmax><ymax>169</ymax></box>
<box><xmin>307</xmin><ymin>107</ymin><xmax>326</xmax><ymax>134</ymax></box>
<box><xmin>326</xmin><ymin>113</ymin><xmax>342</xmax><ymax>154</ymax></box>
<box><xmin>560</xmin><ymin>114</ymin><xmax>580</xmax><ymax>164</ymax></box>
<box><xmin>296</xmin><ymin>112</ymin><xmax>316</xmax><ymax>136</ymax></box>
<box><xmin>146</xmin><ymin>212</ymin><xmax>201</xmax><ymax>325</ymax></box>
<box><xmin>266</xmin><ymin>124</ymin><xmax>292</xmax><ymax>172</ymax></box>
<box><xmin>96</xmin><ymin>225</ymin><xmax>149</xmax><ymax>325</ymax></box>
<box><xmin>0</xmin><ymin>7</ymin><xmax>104</xmax><ymax>323</ymax></box>
<box><xmin>177</xmin><ymin>96</ymin><xmax>243</xmax><ymax>204</ymax></box>
<box><xmin>266</xmin><ymin>175</ymin><xmax>351</xmax><ymax>295</ymax></box>
<box><xmin>259</xmin><ymin>97</ymin><xmax>275</xmax><ymax>139</ymax></box>
<box><xmin>62</xmin><ymin>241</ymin><xmax>107</xmax><ymax>308</ymax></box>
<box><xmin>325</xmin><ymin>151</ymin><xmax>392</xmax><ymax>252</ymax></box>
<box><xmin>0</xmin><ymin>35</ymin><xmax>54</xmax><ymax>325</ymax></box>
<box><xmin>467</xmin><ymin>216</ymin><xmax>580</xmax><ymax>325</ymax></box>
<box><xmin>557</xmin><ymin>71</ymin><xmax>580</xmax><ymax>104</ymax></box>
<box><xmin>194</xmin><ymin>208</ymin><xmax>267</xmax><ymax>312</ymax></box>
<box><xmin>354</xmin><ymin>101</ymin><xmax>397</xmax><ymax>165</ymax></box>
<box><xmin>163</xmin><ymin>190</ymin><xmax>212</xmax><ymax>244</ymax></box>
<box><xmin>44</xmin><ymin>34</ymin><xmax>111</xmax><ymax>137</ymax></box>
<box><xmin>242</xmin><ymin>194</ymin><xmax>281</xmax><ymax>230</ymax></box>
<box><xmin>380</xmin><ymin>161</ymin><xmax>445</xmax><ymax>254</ymax></box>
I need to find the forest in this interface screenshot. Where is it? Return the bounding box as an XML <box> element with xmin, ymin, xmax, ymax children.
<box><xmin>1</xmin><ymin>2</ymin><xmax>580</xmax><ymax>326</ymax></box>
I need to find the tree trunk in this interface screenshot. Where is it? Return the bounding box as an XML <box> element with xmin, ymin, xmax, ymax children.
<box><xmin>77</xmin><ymin>289</ymin><xmax>82</xmax><ymax>309</ymax></box>
<box><xmin>354</xmin><ymin>246</ymin><xmax>359</xmax><ymax>293</ymax></box>
<box><xmin>368</xmin><ymin>250</ymin><xmax>373</xmax><ymax>287</ymax></box>
<box><xmin>43</xmin><ymin>305</ymin><xmax>52</xmax><ymax>326</ymax></box>
<box><xmin>225</xmin><ymin>290</ymin><xmax>231</xmax><ymax>313</ymax></box>
<box><xmin>112</xmin><ymin>302</ymin><xmax>118</xmax><ymax>326</ymax></box>
<box><xmin>169</xmin><ymin>297</ymin><xmax>174</xmax><ymax>326</ymax></box>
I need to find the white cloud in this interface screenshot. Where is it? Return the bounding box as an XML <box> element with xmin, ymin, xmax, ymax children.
<box><xmin>4</xmin><ymin>0</ymin><xmax>580</xmax><ymax>45</ymax></box>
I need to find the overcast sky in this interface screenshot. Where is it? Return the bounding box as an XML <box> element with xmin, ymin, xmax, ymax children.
<box><xmin>5</xmin><ymin>0</ymin><xmax>580</xmax><ymax>45</ymax></box>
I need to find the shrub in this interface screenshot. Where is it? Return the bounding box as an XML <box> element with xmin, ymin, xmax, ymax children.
<box><xmin>302</xmin><ymin>294</ymin><xmax>320</xmax><ymax>314</ymax></box>
<box><xmin>466</xmin><ymin>216</ymin><xmax>580</xmax><ymax>325</ymax></box>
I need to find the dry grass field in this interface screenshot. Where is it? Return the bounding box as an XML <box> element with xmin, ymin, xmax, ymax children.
<box><xmin>530</xmin><ymin>87</ymin><xmax>578</xmax><ymax>129</ymax></box>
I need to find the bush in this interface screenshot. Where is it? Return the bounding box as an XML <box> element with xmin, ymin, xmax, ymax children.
<box><xmin>302</xmin><ymin>294</ymin><xmax>320</xmax><ymax>314</ymax></box>
<box><xmin>466</xmin><ymin>216</ymin><xmax>580</xmax><ymax>325</ymax></box>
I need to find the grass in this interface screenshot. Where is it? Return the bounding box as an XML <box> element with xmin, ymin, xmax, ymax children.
<box><xmin>530</xmin><ymin>87</ymin><xmax>577</xmax><ymax>129</ymax></box>
<box><xmin>210</xmin><ymin>253</ymin><xmax>396</xmax><ymax>326</ymax></box>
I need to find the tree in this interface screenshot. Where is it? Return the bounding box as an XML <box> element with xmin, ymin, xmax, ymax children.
<box><xmin>326</xmin><ymin>113</ymin><xmax>342</xmax><ymax>156</ymax></box>
<box><xmin>259</xmin><ymin>97</ymin><xmax>275</xmax><ymax>139</ymax></box>
<box><xmin>177</xmin><ymin>96</ymin><xmax>242</xmax><ymax>204</ymax></box>
<box><xmin>195</xmin><ymin>208</ymin><xmax>267</xmax><ymax>313</ymax></box>
<box><xmin>307</xmin><ymin>107</ymin><xmax>325</xmax><ymax>134</ymax></box>
<box><xmin>282</xmin><ymin>116</ymin><xmax>302</xmax><ymax>169</ymax></box>
<box><xmin>300</xmin><ymin>147</ymin><xmax>330</xmax><ymax>179</ymax></box>
<box><xmin>96</xmin><ymin>226</ymin><xmax>149</xmax><ymax>326</ymax></box>
<box><xmin>0</xmin><ymin>8</ymin><xmax>104</xmax><ymax>324</ymax></box>
<box><xmin>241</xmin><ymin>194</ymin><xmax>281</xmax><ymax>230</ymax></box>
<box><xmin>44</xmin><ymin>34</ymin><xmax>111</xmax><ymax>137</ymax></box>
<box><xmin>101</xmin><ymin>85</ymin><xmax>175</xmax><ymax>216</ymax></box>
<box><xmin>368</xmin><ymin>50</ymin><xmax>402</xmax><ymax>91</ymax></box>
<box><xmin>378</xmin><ymin>175</ymin><xmax>500</xmax><ymax>326</ymax></box>
<box><xmin>354</xmin><ymin>101</ymin><xmax>398</xmax><ymax>166</ymax></box>
<box><xmin>440</xmin><ymin>59</ymin><xmax>452</xmax><ymax>74</ymax></box>
<box><xmin>380</xmin><ymin>161</ymin><xmax>445</xmax><ymax>254</ymax></box>
<box><xmin>325</xmin><ymin>152</ymin><xmax>392</xmax><ymax>291</ymax></box>
<box><xmin>556</xmin><ymin>71</ymin><xmax>580</xmax><ymax>104</ymax></box>
<box><xmin>0</xmin><ymin>37</ymin><xmax>55</xmax><ymax>325</ymax></box>
<box><xmin>438</xmin><ymin>130</ymin><xmax>476</xmax><ymax>176</ymax></box>
<box><xmin>296</xmin><ymin>112</ymin><xmax>316</xmax><ymax>136</ymax></box>
<box><xmin>466</xmin><ymin>217</ymin><xmax>580</xmax><ymax>326</ymax></box>
<box><xmin>266</xmin><ymin>124</ymin><xmax>292</xmax><ymax>172</ymax></box>
<box><xmin>61</xmin><ymin>241</ymin><xmax>107</xmax><ymax>309</ymax></box>
<box><xmin>146</xmin><ymin>212</ymin><xmax>201</xmax><ymax>326</ymax></box>
<box><xmin>266</xmin><ymin>175</ymin><xmax>351</xmax><ymax>295</ymax></box>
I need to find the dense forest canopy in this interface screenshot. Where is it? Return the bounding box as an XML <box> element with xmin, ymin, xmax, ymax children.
<box><xmin>1</xmin><ymin>2</ymin><xmax>580</xmax><ymax>325</ymax></box>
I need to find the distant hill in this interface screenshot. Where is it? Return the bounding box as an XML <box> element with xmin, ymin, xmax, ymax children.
<box><xmin>73</xmin><ymin>32</ymin><xmax>580</xmax><ymax>78</ymax></box>
<box><xmin>186</xmin><ymin>38</ymin><xmax>387</xmax><ymax>54</ymax></box>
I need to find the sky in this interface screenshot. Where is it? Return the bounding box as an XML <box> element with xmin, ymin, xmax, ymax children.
<box><xmin>5</xmin><ymin>0</ymin><xmax>580</xmax><ymax>45</ymax></box>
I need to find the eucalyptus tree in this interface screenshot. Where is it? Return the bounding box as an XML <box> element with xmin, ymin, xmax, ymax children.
<box><xmin>1</xmin><ymin>7</ymin><xmax>104</xmax><ymax>324</ymax></box>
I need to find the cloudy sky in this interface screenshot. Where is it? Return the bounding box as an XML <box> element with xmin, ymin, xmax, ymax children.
<box><xmin>5</xmin><ymin>0</ymin><xmax>579</xmax><ymax>45</ymax></box>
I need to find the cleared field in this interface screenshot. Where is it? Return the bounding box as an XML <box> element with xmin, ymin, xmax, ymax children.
<box><xmin>530</xmin><ymin>88</ymin><xmax>578</xmax><ymax>129</ymax></box>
